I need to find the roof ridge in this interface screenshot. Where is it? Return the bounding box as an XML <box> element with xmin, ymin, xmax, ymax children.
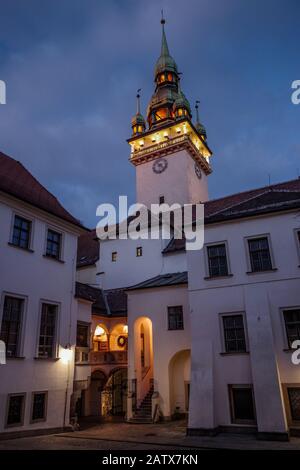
<box><xmin>205</xmin><ymin>178</ymin><xmax>300</xmax><ymax>206</ymax></box>
<box><xmin>206</xmin><ymin>189</ymin><xmax>271</xmax><ymax>217</ymax></box>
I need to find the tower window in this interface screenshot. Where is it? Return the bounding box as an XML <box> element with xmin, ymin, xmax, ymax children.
<box><xmin>112</xmin><ymin>251</ymin><xmax>117</xmax><ymax>262</ymax></box>
<box><xmin>159</xmin><ymin>196</ymin><xmax>165</xmax><ymax>204</ymax></box>
<box><xmin>136</xmin><ymin>246</ymin><xmax>143</xmax><ymax>257</ymax></box>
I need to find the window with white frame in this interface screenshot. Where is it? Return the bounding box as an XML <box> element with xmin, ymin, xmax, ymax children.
<box><xmin>11</xmin><ymin>215</ymin><xmax>32</xmax><ymax>250</ymax></box>
<box><xmin>46</xmin><ymin>228</ymin><xmax>62</xmax><ymax>260</ymax></box>
<box><xmin>229</xmin><ymin>385</ymin><xmax>256</xmax><ymax>425</ymax></box>
<box><xmin>31</xmin><ymin>391</ymin><xmax>47</xmax><ymax>422</ymax></box>
<box><xmin>38</xmin><ymin>303</ymin><xmax>58</xmax><ymax>358</ymax></box>
<box><xmin>221</xmin><ymin>314</ymin><xmax>247</xmax><ymax>353</ymax></box>
<box><xmin>6</xmin><ymin>393</ymin><xmax>26</xmax><ymax>427</ymax></box>
<box><xmin>0</xmin><ymin>295</ymin><xmax>24</xmax><ymax>357</ymax></box>
<box><xmin>283</xmin><ymin>308</ymin><xmax>300</xmax><ymax>349</ymax></box>
<box><xmin>246</xmin><ymin>235</ymin><xmax>273</xmax><ymax>272</ymax></box>
<box><xmin>206</xmin><ymin>243</ymin><xmax>229</xmax><ymax>277</ymax></box>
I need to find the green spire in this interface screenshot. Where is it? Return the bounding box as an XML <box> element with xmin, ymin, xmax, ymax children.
<box><xmin>154</xmin><ymin>14</ymin><xmax>178</xmax><ymax>77</ymax></box>
<box><xmin>161</xmin><ymin>17</ymin><xmax>170</xmax><ymax>57</ymax></box>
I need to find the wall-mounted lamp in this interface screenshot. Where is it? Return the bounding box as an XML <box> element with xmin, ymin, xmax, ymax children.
<box><xmin>61</xmin><ymin>343</ymin><xmax>73</xmax><ymax>364</ymax></box>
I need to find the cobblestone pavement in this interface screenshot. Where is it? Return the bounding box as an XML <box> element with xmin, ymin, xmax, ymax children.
<box><xmin>0</xmin><ymin>419</ymin><xmax>300</xmax><ymax>450</ymax></box>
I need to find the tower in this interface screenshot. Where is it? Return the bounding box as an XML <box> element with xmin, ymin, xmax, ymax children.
<box><xmin>128</xmin><ymin>17</ymin><xmax>212</xmax><ymax>208</ymax></box>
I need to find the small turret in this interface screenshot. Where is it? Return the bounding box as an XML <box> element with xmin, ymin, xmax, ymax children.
<box><xmin>195</xmin><ymin>100</ymin><xmax>207</xmax><ymax>140</ymax></box>
<box><xmin>173</xmin><ymin>77</ymin><xmax>192</xmax><ymax>120</ymax></box>
<box><xmin>131</xmin><ymin>89</ymin><xmax>146</xmax><ymax>136</ymax></box>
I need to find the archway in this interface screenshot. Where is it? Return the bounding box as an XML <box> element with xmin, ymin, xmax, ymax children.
<box><xmin>102</xmin><ymin>368</ymin><xmax>128</xmax><ymax>416</ymax></box>
<box><xmin>89</xmin><ymin>369</ymin><xmax>107</xmax><ymax>416</ymax></box>
<box><xmin>133</xmin><ymin>317</ymin><xmax>153</xmax><ymax>405</ymax></box>
<box><xmin>168</xmin><ymin>349</ymin><xmax>191</xmax><ymax>417</ymax></box>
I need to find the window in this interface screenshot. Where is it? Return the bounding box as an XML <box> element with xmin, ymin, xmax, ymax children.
<box><xmin>46</xmin><ymin>229</ymin><xmax>61</xmax><ymax>260</ymax></box>
<box><xmin>0</xmin><ymin>296</ymin><xmax>24</xmax><ymax>357</ymax></box>
<box><xmin>222</xmin><ymin>314</ymin><xmax>246</xmax><ymax>353</ymax></box>
<box><xmin>76</xmin><ymin>322</ymin><xmax>89</xmax><ymax>348</ymax></box>
<box><xmin>283</xmin><ymin>309</ymin><xmax>300</xmax><ymax>348</ymax></box>
<box><xmin>38</xmin><ymin>303</ymin><xmax>57</xmax><ymax>358</ymax></box>
<box><xmin>248</xmin><ymin>236</ymin><xmax>272</xmax><ymax>272</ymax></box>
<box><xmin>31</xmin><ymin>392</ymin><xmax>47</xmax><ymax>422</ymax></box>
<box><xmin>168</xmin><ymin>306</ymin><xmax>184</xmax><ymax>330</ymax></box>
<box><xmin>159</xmin><ymin>196</ymin><xmax>165</xmax><ymax>204</ymax></box>
<box><xmin>136</xmin><ymin>246</ymin><xmax>143</xmax><ymax>257</ymax></box>
<box><xmin>6</xmin><ymin>394</ymin><xmax>25</xmax><ymax>427</ymax></box>
<box><xmin>288</xmin><ymin>388</ymin><xmax>300</xmax><ymax>421</ymax></box>
<box><xmin>112</xmin><ymin>251</ymin><xmax>117</xmax><ymax>262</ymax></box>
<box><xmin>229</xmin><ymin>385</ymin><xmax>256</xmax><ymax>424</ymax></box>
<box><xmin>12</xmin><ymin>215</ymin><xmax>31</xmax><ymax>249</ymax></box>
<box><xmin>207</xmin><ymin>243</ymin><xmax>229</xmax><ymax>277</ymax></box>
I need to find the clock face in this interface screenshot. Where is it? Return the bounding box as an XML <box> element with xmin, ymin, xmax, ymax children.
<box><xmin>194</xmin><ymin>163</ymin><xmax>202</xmax><ymax>180</ymax></box>
<box><xmin>152</xmin><ymin>158</ymin><xmax>168</xmax><ymax>174</ymax></box>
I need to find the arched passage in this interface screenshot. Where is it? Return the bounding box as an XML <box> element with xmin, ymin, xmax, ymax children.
<box><xmin>169</xmin><ymin>349</ymin><xmax>191</xmax><ymax>417</ymax></box>
<box><xmin>133</xmin><ymin>317</ymin><xmax>153</xmax><ymax>404</ymax></box>
<box><xmin>89</xmin><ymin>369</ymin><xmax>107</xmax><ymax>416</ymax></box>
<box><xmin>102</xmin><ymin>368</ymin><xmax>128</xmax><ymax>416</ymax></box>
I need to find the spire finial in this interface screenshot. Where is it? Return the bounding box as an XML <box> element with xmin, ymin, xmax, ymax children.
<box><xmin>160</xmin><ymin>10</ymin><xmax>169</xmax><ymax>56</ymax></box>
<box><xmin>195</xmin><ymin>100</ymin><xmax>200</xmax><ymax>123</ymax></box>
<box><xmin>136</xmin><ymin>88</ymin><xmax>141</xmax><ymax>114</ymax></box>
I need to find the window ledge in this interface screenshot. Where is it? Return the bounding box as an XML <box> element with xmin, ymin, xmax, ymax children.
<box><xmin>6</xmin><ymin>356</ymin><xmax>25</xmax><ymax>360</ymax></box>
<box><xmin>204</xmin><ymin>274</ymin><xmax>233</xmax><ymax>280</ymax></box>
<box><xmin>43</xmin><ymin>254</ymin><xmax>65</xmax><ymax>264</ymax></box>
<box><xmin>220</xmin><ymin>351</ymin><xmax>249</xmax><ymax>356</ymax></box>
<box><xmin>8</xmin><ymin>242</ymin><xmax>34</xmax><ymax>253</ymax></box>
<box><xmin>34</xmin><ymin>357</ymin><xmax>60</xmax><ymax>361</ymax></box>
<box><xmin>246</xmin><ymin>268</ymin><xmax>277</xmax><ymax>275</ymax></box>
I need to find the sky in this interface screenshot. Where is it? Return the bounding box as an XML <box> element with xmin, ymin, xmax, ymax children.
<box><xmin>0</xmin><ymin>0</ymin><xmax>299</xmax><ymax>227</ymax></box>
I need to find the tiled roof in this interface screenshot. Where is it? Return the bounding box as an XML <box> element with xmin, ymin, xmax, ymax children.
<box><xmin>77</xmin><ymin>229</ymin><xmax>99</xmax><ymax>267</ymax></box>
<box><xmin>163</xmin><ymin>178</ymin><xmax>300</xmax><ymax>253</ymax></box>
<box><xmin>127</xmin><ymin>272</ymin><xmax>188</xmax><ymax>290</ymax></box>
<box><xmin>0</xmin><ymin>151</ymin><xmax>85</xmax><ymax>229</ymax></box>
<box><xmin>105</xmin><ymin>288</ymin><xmax>127</xmax><ymax>316</ymax></box>
<box><xmin>75</xmin><ymin>282</ymin><xmax>107</xmax><ymax>314</ymax></box>
<box><xmin>75</xmin><ymin>282</ymin><xmax>127</xmax><ymax>317</ymax></box>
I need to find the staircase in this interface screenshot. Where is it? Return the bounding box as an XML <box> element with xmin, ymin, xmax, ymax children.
<box><xmin>130</xmin><ymin>385</ymin><xmax>154</xmax><ymax>423</ymax></box>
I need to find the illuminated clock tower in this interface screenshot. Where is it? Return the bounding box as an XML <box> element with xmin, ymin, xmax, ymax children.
<box><xmin>128</xmin><ymin>18</ymin><xmax>213</xmax><ymax>208</ymax></box>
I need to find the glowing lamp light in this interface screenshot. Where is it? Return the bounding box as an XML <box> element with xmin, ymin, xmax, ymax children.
<box><xmin>176</xmin><ymin>127</ymin><xmax>181</xmax><ymax>134</ymax></box>
<box><xmin>123</xmin><ymin>325</ymin><xmax>128</xmax><ymax>334</ymax></box>
<box><xmin>61</xmin><ymin>344</ymin><xmax>72</xmax><ymax>364</ymax></box>
<box><xmin>139</xmin><ymin>140</ymin><xmax>144</xmax><ymax>147</ymax></box>
<box><xmin>94</xmin><ymin>325</ymin><xmax>105</xmax><ymax>337</ymax></box>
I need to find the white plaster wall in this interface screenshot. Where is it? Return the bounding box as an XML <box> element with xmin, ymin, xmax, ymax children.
<box><xmin>76</xmin><ymin>266</ymin><xmax>98</xmax><ymax>286</ymax></box>
<box><xmin>187</xmin><ymin>211</ymin><xmax>300</xmax><ymax>432</ymax></box>
<box><xmin>99</xmin><ymin>236</ymin><xmax>186</xmax><ymax>290</ymax></box>
<box><xmin>0</xmin><ymin>195</ymin><xmax>80</xmax><ymax>434</ymax></box>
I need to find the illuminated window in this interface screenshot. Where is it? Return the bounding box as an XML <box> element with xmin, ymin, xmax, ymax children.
<box><xmin>136</xmin><ymin>246</ymin><xmax>143</xmax><ymax>257</ymax></box>
<box><xmin>167</xmin><ymin>73</ymin><xmax>173</xmax><ymax>81</ymax></box>
<box><xmin>155</xmin><ymin>108</ymin><xmax>168</xmax><ymax>120</ymax></box>
<box><xmin>138</xmin><ymin>125</ymin><xmax>143</xmax><ymax>133</ymax></box>
<box><xmin>177</xmin><ymin>108</ymin><xmax>183</xmax><ymax>116</ymax></box>
<box><xmin>112</xmin><ymin>251</ymin><xmax>117</xmax><ymax>262</ymax></box>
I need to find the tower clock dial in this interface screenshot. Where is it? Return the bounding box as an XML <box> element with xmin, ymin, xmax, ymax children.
<box><xmin>194</xmin><ymin>163</ymin><xmax>202</xmax><ymax>180</ymax></box>
<box><xmin>152</xmin><ymin>158</ymin><xmax>168</xmax><ymax>174</ymax></box>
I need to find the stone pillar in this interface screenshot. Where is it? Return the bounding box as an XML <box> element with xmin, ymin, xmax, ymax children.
<box><xmin>244</xmin><ymin>284</ymin><xmax>288</xmax><ymax>440</ymax></box>
<box><xmin>187</xmin><ymin>340</ymin><xmax>216</xmax><ymax>435</ymax></box>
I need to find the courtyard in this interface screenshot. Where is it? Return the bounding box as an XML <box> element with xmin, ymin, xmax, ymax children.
<box><xmin>1</xmin><ymin>420</ymin><xmax>300</xmax><ymax>450</ymax></box>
